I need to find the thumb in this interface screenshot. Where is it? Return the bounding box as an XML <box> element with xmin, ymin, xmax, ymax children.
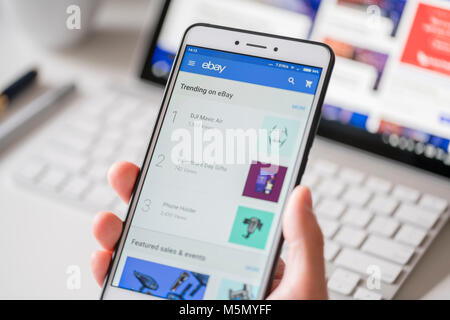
<box><xmin>268</xmin><ymin>186</ymin><xmax>327</xmax><ymax>300</ymax></box>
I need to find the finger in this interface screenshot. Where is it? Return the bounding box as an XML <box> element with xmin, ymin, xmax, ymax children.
<box><xmin>270</xmin><ymin>279</ymin><xmax>282</xmax><ymax>292</ymax></box>
<box><xmin>273</xmin><ymin>258</ymin><xmax>286</xmax><ymax>280</ymax></box>
<box><xmin>270</xmin><ymin>258</ymin><xmax>286</xmax><ymax>292</ymax></box>
<box><xmin>92</xmin><ymin>211</ymin><xmax>123</xmax><ymax>251</ymax></box>
<box><xmin>91</xmin><ymin>250</ymin><xmax>112</xmax><ymax>286</ymax></box>
<box><xmin>268</xmin><ymin>186</ymin><xmax>327</xmax><ymax>300</ymax></box>
<box><xmin>107</xmin><ymin>161</ymin><xmax>140</xmax><ymax>203</ymax></box>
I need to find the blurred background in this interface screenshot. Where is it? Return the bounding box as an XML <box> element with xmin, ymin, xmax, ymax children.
<box><xmin>0</xmin><ymin>0</ymin><xmax>153</xmax><ymax>299</ymax></box>
<box><xmin>0</xmin><ymin>0</ymin><xmax>449</xmax><ymax>299</ymax></box>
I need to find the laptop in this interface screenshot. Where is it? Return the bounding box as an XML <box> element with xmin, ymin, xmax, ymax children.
<box><xmin>14</xmin><ymin>0</ymin><xmax>450</xmax><ymax>300</ymax></box>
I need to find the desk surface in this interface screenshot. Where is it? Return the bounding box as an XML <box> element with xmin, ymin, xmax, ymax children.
<box><xmin>0</xmin><ymin>0</ymin><xmax>449</xmax><ymax>299</ymax></box>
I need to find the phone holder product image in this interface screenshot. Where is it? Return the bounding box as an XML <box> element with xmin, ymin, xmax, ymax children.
<box><xmin>243</xmin><ymin>217</ymin><xmax>263</xmax><ymax>239</ymax></box>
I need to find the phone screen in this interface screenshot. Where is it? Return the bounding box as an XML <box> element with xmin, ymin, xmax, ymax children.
<box><xmin>110</xmin><ymin>45</ymin><xmax>322</xmax><ymax>300</ymax></box>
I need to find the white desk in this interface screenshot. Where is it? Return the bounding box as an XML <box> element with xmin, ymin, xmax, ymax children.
<box><xmin>0</xmin><ymin>0</ymin><xmax>449</xmax><ymax>299</ymax></box>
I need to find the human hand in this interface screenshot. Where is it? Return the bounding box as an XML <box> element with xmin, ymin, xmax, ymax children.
<box><xmin>91</xmin><ymin>161</ymin><xmax>327</xmax><ymax>299</ymax></box>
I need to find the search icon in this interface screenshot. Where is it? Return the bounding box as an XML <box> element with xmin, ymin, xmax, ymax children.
<box><xmin>288</xmin><ymin>77</ymin><xmax>295</xmax><ymax>85</ymax></box>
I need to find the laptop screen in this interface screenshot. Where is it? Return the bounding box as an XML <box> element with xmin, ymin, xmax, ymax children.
<box><xmin>141</xmin><ymin>0</ymin><xmax>450</xmax><ymax>178</ymax></box>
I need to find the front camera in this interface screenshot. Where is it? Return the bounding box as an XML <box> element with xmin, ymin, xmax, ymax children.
<box><xmin>274</xmin><ymin>47</ymin><xmax>278</xmax><ymax>52</ymax></box>
<box><xmin>235</xmin><ymin>41</ymin><xmax>240</xmax><ymax>45</ymax></box>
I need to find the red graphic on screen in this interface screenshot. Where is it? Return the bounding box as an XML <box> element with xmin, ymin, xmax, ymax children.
<box><xmin>401</xmin><ymin>3</ymin><xmax>450</xmax><ymax>76</ymax></box>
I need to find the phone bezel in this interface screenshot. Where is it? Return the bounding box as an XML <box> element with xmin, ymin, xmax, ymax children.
<box><xmin>101</xmin><ymin>23</ymin><xmax>334</xmax><ymax>300</ymax></box>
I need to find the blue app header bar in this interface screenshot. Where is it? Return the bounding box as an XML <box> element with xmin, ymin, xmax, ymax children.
<box><xmin>180</xmin><ymin>46</ymin><xmax>322</xmax><ymax>95</ymax></box>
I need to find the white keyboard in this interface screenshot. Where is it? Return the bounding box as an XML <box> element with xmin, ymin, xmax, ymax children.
<box><xmin>15</xmin><ymin>92</ymin><xmax>156</xmax><ymax>218</ymax></box>
<box><xmin>301</xmin><ymin>159</ymin><xmax>449</xmax><ymax>300</ymax></box>
<box><xmin>14</xmin><ymin>93</ymin><xmax>449</xmax><ymax>300</ymax></box>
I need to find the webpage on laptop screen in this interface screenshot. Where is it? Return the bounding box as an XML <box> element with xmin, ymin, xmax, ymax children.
<box><xmin>150</xmin><ymin>0</ymin><xmax>450</xmax><ymax>167</ymax></box>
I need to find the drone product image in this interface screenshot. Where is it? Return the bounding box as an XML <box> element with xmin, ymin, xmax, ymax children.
<box><xmin>268</xmin><ymin>124</ymin><xmax>288</xmax><ymax>149</ymax></box>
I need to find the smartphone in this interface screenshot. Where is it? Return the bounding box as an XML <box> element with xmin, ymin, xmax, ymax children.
<box><xmin>101</xmin><ymin>24</ymin><xmax>334</xmax><ymax>300</ymax></box>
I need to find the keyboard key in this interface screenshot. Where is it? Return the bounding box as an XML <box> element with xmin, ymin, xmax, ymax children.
<box><xmin>316</xmin><ymin>199</ymin><xmax>346</xmax><ymax>219</ymax></box>
<box><xmin>95</xmin><ymin>136</ymin><xmax>120</xmax><ymax>154</ymax></box>
<box><xmin>316</xmin><ymin>179</ymin><xmax>346</xmax><ymax>198</ymax></box>
<box><xmin>317</xmin><ymin>218</ymin><xmax>340</xmax><ymax>238</ymax></box>
<box><xmin>338</xmin><ymin>168</ymin><xmax>365</xmax><ymax>184</ymax></box>
<box><xmin>78</xmin><ymin>94</ymin><xmax>118</xmax><ymax>117</ymax></box>
<box><xmin>418</xmin><ymin>194</ymin><xmax>448</xmax><ymax>214</ymax></box>
<box><xmin>39</xmin><ymin>168</ymin><xmax>67</xmax><ymax>191</ymax></box>
<box><xmin>301</xmin><ymin>172</ymin><xmax>320</xmax><ymax>189</ymax></box>
<box><xmin>368</xmin><ymin>216</ymin><xmax>399</xmax><ymax>237</ymax></box>
<box><xmin>324</xmin><ymin>241</ymin><xmax>341</xmax><ymax>261</ymax></box>
<box><xmin>394</xmin><ymin>225</ymin><xmax>427</xmax><ymax>247</ymax></box>
<box><xmin>88</xmin><ymin>143</ymin><xmax>117</xmax><ymax>162</ymax></box>
<box><xmin>122</xmin><ymin>151</ymin><xmax>145</xmax><ymax>166</ymax></box>
<box><xmin>341</xmin><ymin>207</ymin><xmax>373</xmax><ymax>228</ymax></box>
<box><xmin>311</xmin><ymin>193</ymin><xmax>321</xmax><ymax>208</ymax></box>
<box><xmin>132</xmin><ymin>113</ymin><xmax>157</xmax><ymax>132</ymax></box>
<box><xmin>61</xmin><ymin>176</ymin><xmax>91</xmax><ymax>199</ymax></box>
<box><xmin>395</xmin><ymin>204</ymin><xmax>439</xmax><ymax>229</ymax></box>
<box><xmin>367</xmin><ymin>195</ymin><xmax>399</xmax><ymax>216</ymax></box>
<box><xmin>106</xmin><ymin>107</ymin><xmax>135</xmax><ymax>128</ymax></box>
<box><xmin>362</xmin><ymin>235</ymin><xmax>415</xmax><ymax>265</ymax></box>
<box><xmin>328</xmin><ymin>268</ymin><xmax>360</xmax><ymax>295</ymax></box>
<box><xmin>334</xmin><ymin>248</ymin><xmax>402</xmax><ymax>284</ymax></box>
<box><xmin>103</xmin><ymin>128</ymin><xmax>125</xmax><ymax>142</ymax></box>
<box><xmin>392</xmin><ymin>185</ymin><xmax>420</xmax><ymax>203</ymax></box>
<box><xmin>84</xmin><ymin>184</ymin><xmax>117</xmax><ymax>208</ymax></box>
<box><xmin>17</xmin><ymin>159</ymin><xmax>46</xmax><ymax>182</ymax></box>
<box><xmin>312</xmin><ymin>159</ymin><xmax>338</xmax><ymax>176</ymax></box>
<box><xmin>353</xmin><ymin>287</ymin><xmax>382</xmax><ymax>300</ymax></box>
<box><xmin>365</xmin><ymin>176</ymin><xmax>392</xmax><ymax>193</ymax></box>
<box><xmin>341</xmin><ymin>187</ymin><xmax>372</xmax><ymax>207</ymax></box>
<box><xmin>119</xmin><ymin>96</ymin><xmax>142</xmax><ymax>110</ymax></box>
<box><xmin>52</xmin><ymin>130</ymin><xmax>92</xmax><ymax>153</ymax></box>
<box><xmin>334</xmin><ymin>226</ymin><xmax>367</xmax><ymax>248</ymax></box>
<box><xmin>67</xmin><ymin>118</ymin><xmax>100</xmax><ymax>136</ymax></box>
<box><xmin>120</xmin><ymin>139</ymin><xmax>146</xmax><ymax>155</ymax></box>
<box><xmin>43</xmin><ymin>148</ymin><xmax>88</xmax><ymax>172</ymax></box>
<box><xmin>86</xmin><ymin>162</ymin><xmax>111</xmax><ymax>181</ymax></box>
